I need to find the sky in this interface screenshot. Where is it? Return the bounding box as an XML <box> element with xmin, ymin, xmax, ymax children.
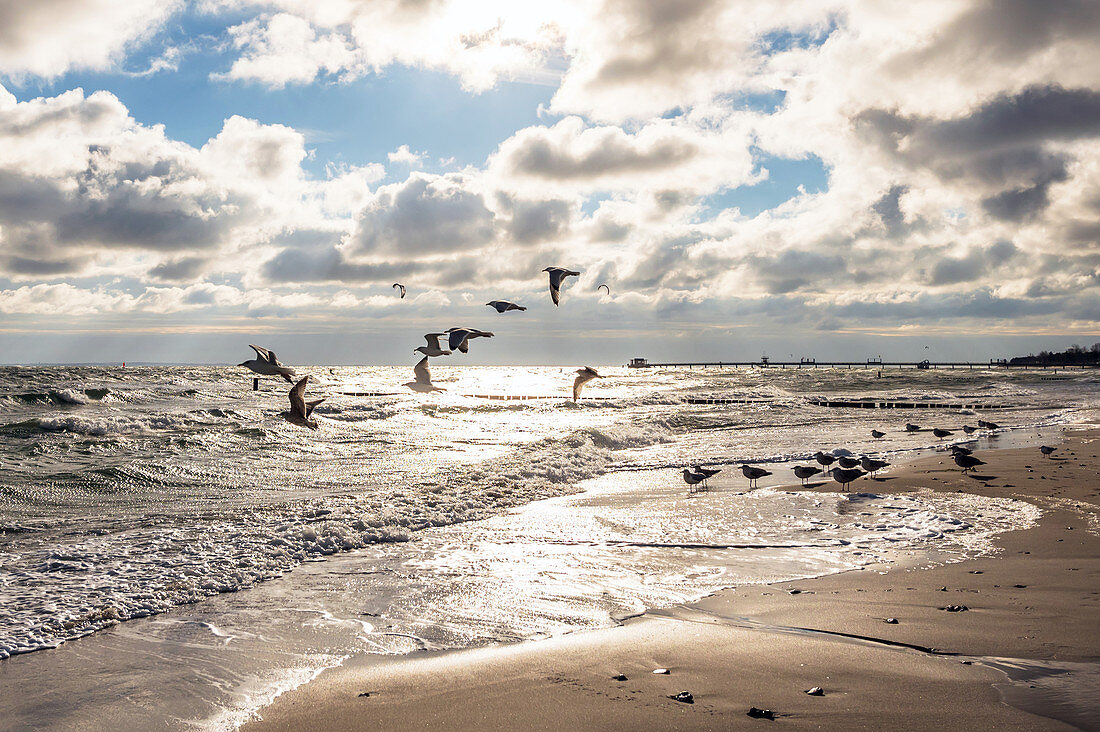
<box><xmin>0</xmin><ymin>0</ymin><xmax>1097</xmax><ymax>365</ymax></box>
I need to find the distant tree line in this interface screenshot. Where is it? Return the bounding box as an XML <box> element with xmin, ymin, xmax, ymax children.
<box><xmin>1009</xmin><ymin>343</ymin><xmax>1100</xmax><ymax>366</ymax></box>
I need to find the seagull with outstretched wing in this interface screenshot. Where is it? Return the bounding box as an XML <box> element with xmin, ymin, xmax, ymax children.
<box><xmin>283</xmin><ymin>376</ymin><xmax>325</xmax><ymax>429</ymax></box>
<box><xmin>415</xmin><ymin>333</ymin><xmax>452</xmax><ymax>357</ymax></box>
<box><xmin>572</xmin><ymin>366</ymin><xmax>602</xmax><ymax>401</ymax></box>
<box><xmin>239</xmin><ymin>344</ymin><xmax>296</xmax><ymax>383</ymax></box>
<box><xmin>543</xmin><ymin>266</ymin><xmax>580</xmax><ymax>305</ymax></box>
<box><xmin>404</xmin><ymin>357</ymin><xmax>445</xmax><ymax>393</ymax></box>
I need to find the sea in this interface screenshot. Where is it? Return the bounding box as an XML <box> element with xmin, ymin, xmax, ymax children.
<box><xmin>0</xmin><ymin>364</ymin><xmax>1096</xmax><ymax>729</ymax></box>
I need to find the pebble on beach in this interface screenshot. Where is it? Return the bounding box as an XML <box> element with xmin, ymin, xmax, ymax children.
<box><xmin>941</xmin><ymin>605</ymin><xmax>969</xmax><ymax>612</ymax></box>
<box><xmin>805</xmin><ymin>687</ymin><xmax>824</xmax><ymax>696</ymax></box>
<box><xmin>653</xmin><ymin>668</ymin><xmax>670</xmax><ymax>674</ymax></box>
<box><xmin>612</xmin><ymin>673</ymin><xmax>628</xmax><ymax>681</ymax></box>
<box><xmin>669</xmin><ymin>691</ymin><xmax>694</xmax><ymax>704</ymax></box>
<box><xmin>747</xmin><ymin>707</ymin><xmax>777</xmax><ymax>720</ymax></box>
<box><xmin>885</xmin><ymin>617</ymin><xmax>899</xmax><ymax>624</ymax></box>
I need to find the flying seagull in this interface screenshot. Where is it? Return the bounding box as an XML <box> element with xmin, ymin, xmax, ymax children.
<box><xmin>573</xmin><ymin>366</ymin><xmax>602</xmax><ymax>401</ymax></box>
<box><xmin>446</xmin><ymin>327</ymin><xmax>494</xmax><ymax>354</ymax></box>
<box><xmin>740</xmin><ymin>464</ymin><xmax>772</xmax><ymax>488</ymax></box>
<box><xmin>240</xmin><ymin>344</ymin><xmax>296</xmax><ymax>383</ymax></box>
<box><xmin>283</xmin><ymin>376</ymin><xmax>324</xmax><ymax>430</ymax></box>
<box><xmin>393</xmin><ymin>283</ymin><xmax>406</xmax><ymax>298</ymax></box>
<box><xmin>543</xmin><ymin>266</ymin><xmax>580</xmax><ymax>305</ymax></box>
<box><xmin>830</xmin><ymin>467</ymin><xmax>866</xmax><ymax>491</ymax></box>
<box><xmin>415</xmin><ymin>333</ymin><xmax>451</xmax><ymax>357</ymax></box>
<box><xmin>793</xmin><ymin>465</ymin><xmax>822</xmax><ymax>484</ymax></box>
<box><xmin>597</xmin><ymin>284</ymin><xmax>610</xmax><ymax>296</ymax></box>
<box><xmin>404</xmin><ymin>356</ymin><xmax>445</xmax><ymax>393</ymax></box>
<box><xmin>486</xmin><ymin>300</ymin><xmax>526</xmax><ymax>313</ymax></box>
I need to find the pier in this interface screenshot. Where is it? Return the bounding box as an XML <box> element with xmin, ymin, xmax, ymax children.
<box><xmin>625</xmin><ymin>357</ymin><xmax>1095</xmax><ymax>371</ymax></box>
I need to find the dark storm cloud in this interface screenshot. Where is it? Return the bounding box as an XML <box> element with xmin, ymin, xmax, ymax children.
<box><xmin>349</xmin><ymin>175</ymin><xmax>496</xmax><ymax>256</ymax></box>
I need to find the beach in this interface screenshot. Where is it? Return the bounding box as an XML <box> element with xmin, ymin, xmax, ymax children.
<box><xmin>245</xmin><ymin>429</ymin><xmax>1100</xmax><ymax>731</ymax></box>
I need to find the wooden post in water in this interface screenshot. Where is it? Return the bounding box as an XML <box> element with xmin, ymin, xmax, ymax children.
<box><xmin>253</xmin><ymin>377</ymin><xmax>259</xmax><ymax>391</ymax></box>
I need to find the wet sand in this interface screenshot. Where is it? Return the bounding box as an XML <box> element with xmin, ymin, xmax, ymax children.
<box><xmin>246</xmin><ymin>429</ymin><xmax>1100</xmax><ymax>731</ymax></box>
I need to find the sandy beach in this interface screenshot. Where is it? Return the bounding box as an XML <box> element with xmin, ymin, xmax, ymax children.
<box><xmin>245</xmin><ymin>428</ymin><xmax>1100</xmax><ymax>731</ymax></box>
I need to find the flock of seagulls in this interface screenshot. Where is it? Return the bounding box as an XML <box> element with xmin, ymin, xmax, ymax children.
<box><xmin>681</xmin><ymin>419</ymin><xmax>1025</xmax><ymax>494</ymax></box>
<box><xmin>239</xmin><ymin>266</ymin><xmax>613</xmax><ymax>428</ymax></box>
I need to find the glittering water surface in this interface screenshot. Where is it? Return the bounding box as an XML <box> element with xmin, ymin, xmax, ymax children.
<box><xmin>0</xmin><ymin>365</ymin><xmax>1095</xmax><ymax>729</ymax></box>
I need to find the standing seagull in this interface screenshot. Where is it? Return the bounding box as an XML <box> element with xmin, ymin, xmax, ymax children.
<box><xmin>740</xmin><ymin>464</ymin><xmax>772</xmax><ymax>488</ymax></box>
<box><xmin>814</xmin><ymin>451</ymin><xmax>837</xmax><ymax>471</ymax></box>
<box><xmin>404</xmin><ymin>357</ymin><xmax>445</xmax><ymax>393</ymax></box>
<box><xmin>240</xmin><ymin>344</ymin><xmax>296</xmax><ymax>383</ymax></box>
<box><xmin>871</xmin><ymin>429</ymin><xmax>886</xmax><ymax>439</ymax></box>
<box><xmin>860</xmin><ymin>456</ymin><xmax>889</xmax><ymax>476</ymax></box>
<box><xmin>793</xmin><ymin>465</ymin><xmax>822</xmax><ymax>484</ymax></box>
<box><xmin>830</xmin><ymin>467</ymin><xmax>866</xmax><ymax>491</ymax></box>
<box><xmin>693</xmin><ymin>465</ymin><xmax>721</xmax><ymax>489</ymax></box>
<box><xmin>961</xmin><ymin>425</ymin><xmax>978</xmax><ymax>435</ymax></box>
<box><xmin>446</xmin><ymin>327</ymin><xmax>494</xmax><ymax>354</ymax></box>
<box><xmin>682</xmin><ymin>469</ymin><xmax>706</xmax><ymax>494</ymax></box>
<box><xmin>953</xmin><ymin>452</ymin><xmax>985</xmax><ymax>473</ymax></box>
<box><xmin>573</xmin><ymin>367</ymin><xmax>602</xmax><ymax>402</ymax></box>
<box><xmin>282</xmin><ymin>376</ymin><xmax>324</xmax><ymax>430</ymax></box>
<box><xmin>838</xmin><ymin>455</ymin><xmax>861</xmax><ymax>469</ymax></box>
<box><xmin>392</xmin><ymin>283</ymin><xmax>406</xmax><ymax>298</ymax></box>
<box><xmin>543</xmin><ymin>266</ymin><xmax>580</xmax><ymax>305</ymax></box>
<box><xmin>415</xmin><ymin>333</ymin><xmax>452</xmax><ymax>357</ymax></box>
<box><xmin>932</xmin><ymin>428</ymin><xmax>953</xmax><ymax>439</ymax></box>
<box><xmin>905</xmin><ymin>423</ymin><xmax>920</xmax><ymax>432</ymax></box>
<box><xmin>1039</xmin><ymin>445</ymin><xmax>1057</xmax><ymax>457</ymax></box>
<box><xmin>486</xmin><ymin>300</ymin><xmax>526</xmax><ymax>313</ymax></box>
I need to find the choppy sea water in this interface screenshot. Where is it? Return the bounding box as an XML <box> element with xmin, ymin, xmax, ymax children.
<box><xmin>0</xmin><ymin>365</ymin><xmax>1096</xmax><ymax>729</ymax></box>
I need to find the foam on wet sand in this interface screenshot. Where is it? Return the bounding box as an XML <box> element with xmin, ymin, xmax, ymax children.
<box><xmin>244</xmin><ymin>429</ymin><xmax>1100</xmax><ymax>731</ymax></box>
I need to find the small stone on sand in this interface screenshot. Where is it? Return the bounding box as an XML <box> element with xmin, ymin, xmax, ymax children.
<box><xmin>612</xmin><ymin>673</ymin><xmax>628</xmax><ymax>681</ymax></box>
<box><xmin>358</xmin><ymin>692</ymin><xmax>371</xmax><ymax>697</ymax></box>
<box><xmin>653</xmin><ymin>668</ymin><xmax>670</xmax><ymax>675</ymax></box>
<box><xmin>805</xmin><ymin>687</ymin><xmax>824</xmax><ymax>696</ymax></box>
<box><xmin>788</xmin><ymin>589</ymin><xmax>802</xmax><ymax>594</ymax></box>
<box><xmin>941</xmin><ymin>604</ymin><xmax>969</xmax><ymax>612</ymax></box>
<box><xmin>885</xmin><ymin>617</ymin><xmax>899</xmax><ymax>624</ymax></box>
<box><xmin>669</xmin><ymin>691</ymin><xmax>694</xmax><ymax>704</ymax></box>
<box><xmin>747</xmin><ymin>707</ymin><xmax>777</xmax><ymax>720</ymax></box>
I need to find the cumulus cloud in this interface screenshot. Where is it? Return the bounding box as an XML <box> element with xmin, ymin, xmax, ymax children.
<box><xmin>1</xmin><ymin>1</ymin><xmax>1099</xmax><ymax>343</ymax></box>
<box><xmin>0</xmin><ymin>0</ymin><xmax>180</xmax><ymax>78</ymax></box>
<box><xmin>349</xmin><ymin>174</ymin><xmax>496</xmax><ymax>256</ymax></box>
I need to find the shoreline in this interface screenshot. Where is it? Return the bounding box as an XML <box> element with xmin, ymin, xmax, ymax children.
<box><xmin>245</xmin><ymin>427</ymin><xmax>1100</xmax><ymax>731</ymax></box>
